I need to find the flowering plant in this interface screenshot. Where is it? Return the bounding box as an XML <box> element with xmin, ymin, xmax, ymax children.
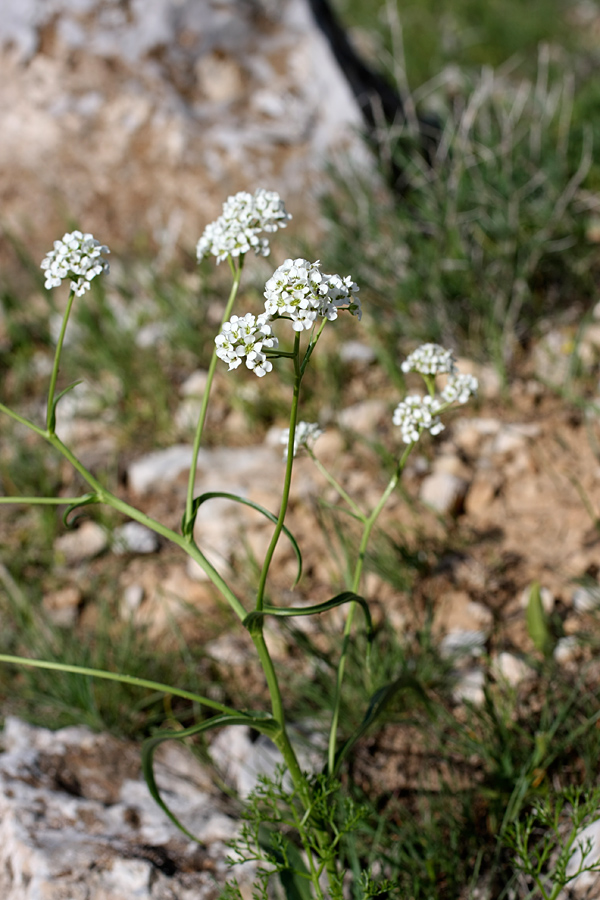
<box><xmin>0</xmin><ymin>191</ymin><xmax>477</xmax><ymax>899</ymax></box>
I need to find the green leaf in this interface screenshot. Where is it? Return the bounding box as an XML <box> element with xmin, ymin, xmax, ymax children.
<box><xmin>62</xmin><ymin>492</ymin><xmax>99</xmax><ymax>528</ymax></box>
<box><xmin>141</xmin><ymin>712</ymin><xmax>280</xmax><ymax>842</ymax></box>
<box><xmin>333</xmin><ymin>674</ymin><xmax>431</xmax><ymax>777</ymax></box>
<box><xmin>49</xmin><ymin>380</ymin><xmax>83</xmax><ymax>433</ymax></box>
<box><xmin>526</xmin><ymin>582</ymin><xmax>554</xmax><ymax>657</ymax></box>
<box><xmin>184</xmin><ymin>492</ymin><xmax>302</xmax><ymax>585</ymax></box>
<box><xmin>244</xmin><ymin>591</ymin><xmax>373</xmax><ymax>644</ymax></box>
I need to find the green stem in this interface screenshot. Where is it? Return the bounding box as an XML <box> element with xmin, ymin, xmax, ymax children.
<box><xmin>0</xmin><ymin>496</ymin><xmax>89</xmax><ymax>505</ymax></box>
<box><xmin>0</xmin><ymin>653</ymin><xmax>239</xmax><ymax>716</ymax></box>
<box><xmin>0</xmin><ymin>402</ymin><xmax>46</xmax><ymax>437</ymax></box>
<box><xmin>255</xmin><ymin>331</ymin><xmax>301</xmax><ymax>612</ymax></box>
<box><xmin>184</xmin><ymin>255</ymin><xmax>244</xmax><ymax>535</ymax></box>
<box><xmin>47</xmin><ymin>289</ymin><xmax>77</xmax><ymax>433</ymax></box>
<box><xmin>43</xmin><ymin>430</ymin><xmax>248</xmax><ymax>621</ymax></box>
<box><xmin>327</xmin><ymin>442</ymin><xmax>414</xmax><ymax>775</ymax></box>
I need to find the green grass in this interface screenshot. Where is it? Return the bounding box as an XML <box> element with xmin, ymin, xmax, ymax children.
<box><xmin>335</xmin><ymin>0</ymin><xmax>583</xmax><ymax>85</ymax></box>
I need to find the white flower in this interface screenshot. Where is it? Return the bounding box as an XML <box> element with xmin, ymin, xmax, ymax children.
<box><xmin>215</xmin><ymin>312</ymin><xmax>278</xmax><ymax>377</ymax></box>
<box><xmin>41</xmin><ymin>231</ymin><xmax>109</xmax><ymax>296</ymax></box>
<box><xmin>264</xmin><ymin>258</ymin><xmax>361</xmax><ymax>331</ymax></box>
<box><xmin>392</xmin><ymin>394</ymin><xmax>444</xmax><ymax>444</ymax></box>
<box><xmin>280</xmin><ymin>421</ymin><xmax>324</xmax><ymax>458</ymax></box>
<box><xmin>440</xmin><ymin>372</ymin><xmax>478</xmax><ymax>405</ymax></box>
<box><xmin>197</xmin><ymin>189</ymin><xmax>291</xmax><ymax>263</ymax></box>
<box><xmin>401</xmin><ymin>343</ymin><xmax>456</xmax><ymax>376</ymax></box>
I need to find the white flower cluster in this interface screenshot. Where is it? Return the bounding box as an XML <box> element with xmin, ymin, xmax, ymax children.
<box><xmin>401</xmin><ymin>343</ymin><xmax>456</xmax><ymax>376</ymax></box>
<box><xmin>440</xmin><ymin>372</ymin><xmax>479</xmax><ymax>405</ymax></box>
<box><xmin>214</xmin><ymin>313</ymin><xmax>278</xmax><ymax>377</ymax></box>
<box><xmin>197</xmin><ymin>189</ymin><xmax>291</xmax><ymax>263</ymax></box>
<box><xmin>393</xmin><ymin>395</ymin><xmax>445</xmax><ymax>444</ymax></box>
<box><xmin>264</xmin><ymin>258</ymin><xmax>361</xmax><ymax>332</ymax></box>
<box><xmin>281</xmin><ymin>421</ymin><xmax>324</xmax><ymax>459</ymax></box>
<box><xmin>393</xmin><ymin>344</ymin><xmax>478</xmax><ymax>444</ymax></box>
<box><xmin>41</xmin><ymin>231</ymin><xmax>110</xmax><ymax>296</ymax></box>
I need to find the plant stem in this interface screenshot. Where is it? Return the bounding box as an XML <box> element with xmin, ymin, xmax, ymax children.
<box><xmin>0</xmin><ymin>653</ymin><xmax>240</xmax><ymax>716</ymax></box>
<box><xmin>46</xmin><ymin>289</ymin><xmax>77</xmax><ymax>433</ymax></box>
<box><xmin>184</xmin><ymin>256</ymin><xmax>244</xmax><ymax>534</ymax></box>
<box><xmin>255</xmin><ymin>331</ymin><xmax>301</xmax><ymax>612</ymax></box>
<box><xmin>0</xmin><ymin>496</ymin><xmax>89</xmax><ymax>505</ymax></box>
<box><xmin>0</xmin><ymin>402</ymin><xmax>47</xmax><ymax>437</ymax></box>
<box><xmin>43</xmin><ymin>430</ymin><xmax>248</xmax><ymax>621</ymax></box>
<box><xmin>327</xmin><ymin>442</ymin><xmax>413</xmax><ymax>775</ymax></box>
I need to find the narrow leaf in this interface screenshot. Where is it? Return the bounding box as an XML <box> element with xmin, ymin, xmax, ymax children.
<box><xmin>141</xmin><ymin>713</ymin><xmax>280</xmax><ymax>842</ymax></box>
<box><xmin>62</xmin><ymin>492</ymin><xmax>99</xmax><ymax>528</ymax></box>
<box><xmin>187</xmin><ymin>492</ymin><xmax>303</xmax><ymax>586</ymax></box>
<box><xmin>333</xmin><ymin>674</ymin><xmax>431</xmax><ymax>776</ymax></box>
<box><xmin>526</xmin><ymin>581</ymin><xmax>553</xmax><ymax>656</ymax></box>
<box><xmin>49</xmin><ymin>380</ymin><xmax>83</xmax><ymax>433</ymax></box>
<box><xmin>244</xmin><ymin>591</ymin><xmax>373</xmax><ymax>643</ymax></box>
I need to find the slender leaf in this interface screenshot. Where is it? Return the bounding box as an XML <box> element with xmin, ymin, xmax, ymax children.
<box><xmin>186</xmin><ymin>492</ymin><xmax>302</xmax><ymax>586</ymax></box>
<box><xmin>62</xmin><ymin>492</ymin><xmax>99</xmax><ymax>528</ymax></box>
<box><xmin>141</xmin><ymin>713</ymin><xmax>280</xmax><ymax>842</ymax></box>
<box><xmin>244</xmin><ymin>591</ymin><xmax>373</xmax><ymax>644</ymax></box>
<box><xmin>49</xmin><ymin>380</ymin><xmax>83</xmax><ymax>433</ymax></box>
<box><xmin>333</xmin><ymin>674</ymin><xmax>431</xmax><ymax>776</ymax></box>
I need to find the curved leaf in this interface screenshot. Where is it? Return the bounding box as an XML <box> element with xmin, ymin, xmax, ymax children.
<box><xmin>49</xmin><ymin>380</ymin><xmax>83</xmax><ymax>433</ymax></box>
<box><xmin>244</xmin><ymin>591</ymin><xmax>373</xmax><ymax>643</ymax></box>
<box><xmin>141</xmin><ymin>712</ymin><xmax>280</xmax><ymax>842</ymax></box>
<box><xmin>62</xmin><ymin>492</ymin><xmax>99</xmax><ymax>528</ymax></box>
<box><xmin>184</xmin><ymin>492</ymin><xmax>302</xmax><ymax>586</ymax></box>
<box><xmin>332</xmin><ymin>674</ymin><xmax>431</xmax><ymax>777</ymax></box>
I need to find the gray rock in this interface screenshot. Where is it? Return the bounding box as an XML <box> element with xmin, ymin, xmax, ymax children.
<box><xmin>452</xmin><ymin>668</ymin><xmax>485</xmax><ymax>705</ymax></box>
<box><xmin>563</xmin><ymin>816</ymin><xmax>600</xmax><ymax>896</ymax></box>
<box><xmin>0</xmin><ymin>0</ymin><xmax>367</xmax><ymax>260</ymax></box>
<box><xmin>572</xmin><ymin>584</ymin><xmax>600</xmax><ymax>613</ymax></box>
<box><xmin>127</xmin><ymin>444</ymin><xmax>196</xmax><ymax>494</ymax></box>
<box><xmin>491</xmin><ymin>652</ymin><xmax>535</xmax><ymax>687</ymax></box>
<box><xmin>339</xmin><ymin>341</ymin><xmax>376</xmax><ymax>364</ymax></box>
<box><xmin>419</xmin><ymin>471</ymin><xmax>468</xmax><ymax>515</ymax></box>
<box><xmin>0</xmin><ymin>717</ymin><xmax>256</xmax><ymax>900</ymax></box>
<box><xmin>113</xmin><ymin>522</ymin><xmax>160</xmax><ymax>555</ymax></box>
<box><xmin>440</xmin><ymin>629</ymin><xmax>487</xmax><ymax>658</ymax></box>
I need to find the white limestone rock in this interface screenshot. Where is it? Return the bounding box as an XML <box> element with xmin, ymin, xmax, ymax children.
<box><xmin>0</xmin><ymin>717</ymin><xmax>256</xmax><ymax>900</ymax></box>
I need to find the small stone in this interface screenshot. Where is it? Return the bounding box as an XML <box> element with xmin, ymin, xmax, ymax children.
<box><xmin>121</xmin><ymin>583</ymin><xmax>144</xmax><ymax>616</ymax></box>
<box><xmin>565</xmin><ymin>818</ymin><xmax>600</xmax><ymax>894</ymax></box>
<box><xmin>492</xmin><ymin>652</ymin><xmax>534</xmax><ymax>687</ymax></box>
<box><xmin>42</xmin><ymin>585</ymin><xmax>82</xmax><ymax>627</ymax></box>
<box><xmin>453</xmin><ymin>668</ymin><xmax>485</xmax><ymax>705</ymax></box>
<box><xmin>127</xmin><ymin>444</ymin><xmax>196</xmax><ymax>494</ymax></box>
<box><xmin>339</xmin><ymin>341</ymin><xmax>376</xmax><ymax>364</ymax></box>
<box><xmin>554</xmin><ymin>636</ymin><xmax>579</xmax><ymax>664</ymax></box>
<box><xmin>55</xmin><ymin>520</ymin><xmax>108</xmax><ymax>565</ymax></box>
<box><xmin>113</xmin><ymin>522</ymin><xmax>159</xmax><ymax>555</ymax></box>
<box><xmin>440</xmin><ymin>629</ymin><xmax>487</xmax><ymax>658</ymax></box>
<box><xmin>419</xmin><ymin>471</ymin><xmax>468</xmax><ymax>515</ymax></box>
<box><xmin>572</xmin><ymin>584</ymin><xmax>600</xmax><ymax>612</ymax></box>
